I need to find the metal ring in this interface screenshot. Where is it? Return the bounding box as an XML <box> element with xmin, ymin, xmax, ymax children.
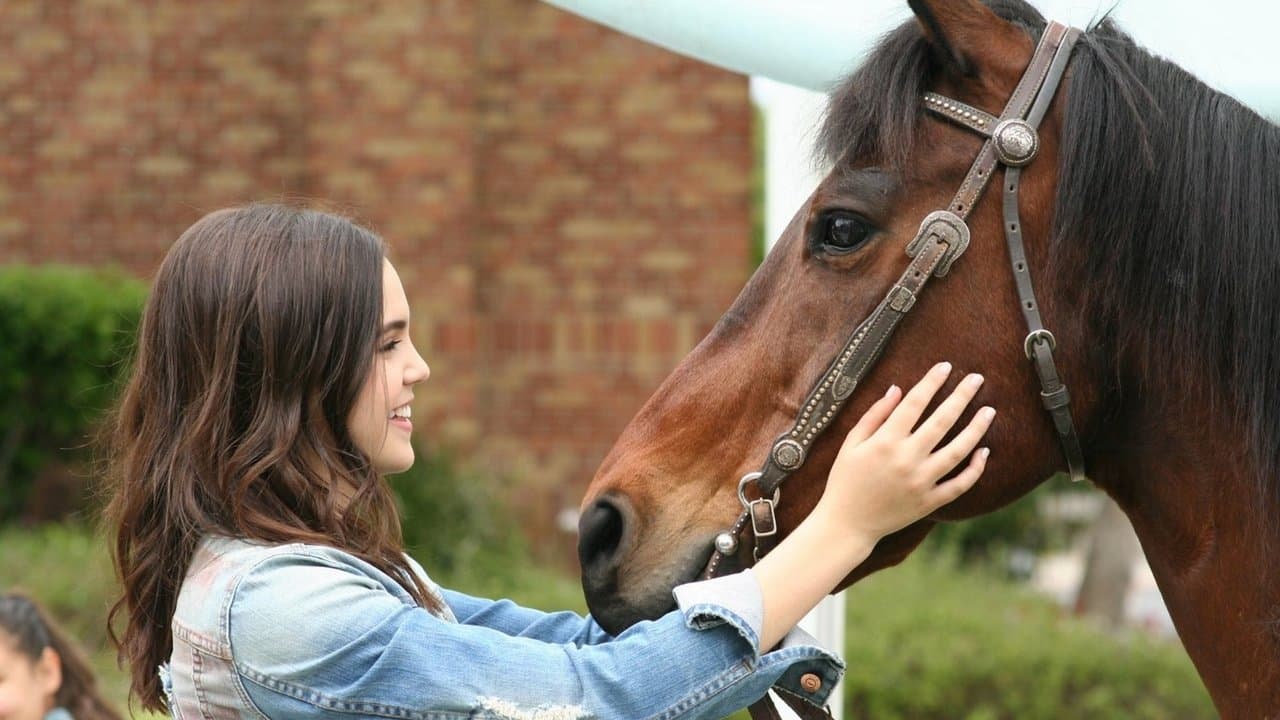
<box><xmin>736</xmin><ymin>471</ymin><xmax>779</xmax><ymax>509</ymax></box>
<box><xmin>1024</xmin><ymin>329</ymin><xmax>1057</xmax><ymax>359</ymax></box>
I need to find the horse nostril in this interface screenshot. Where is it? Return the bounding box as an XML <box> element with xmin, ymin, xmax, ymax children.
<box><xmin>578</xmin><ymin>497</ymin><xmax>628</xmax><ymax>580</ymax></box>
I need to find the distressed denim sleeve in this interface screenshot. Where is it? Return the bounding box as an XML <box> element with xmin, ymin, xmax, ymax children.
<box><xmin>229</xmin><ymin>552</ymin><xmax>843</xmax><ymax>719</ymax></box>
<box><xmin>674</xmin><ymin>569</ymin><xmax>846</xmax><ymax>707</ymax></box>
<box><xmin>441</xmin><ymin>588</ymin><xmax>616</xmax><ymax>647</ymax></box>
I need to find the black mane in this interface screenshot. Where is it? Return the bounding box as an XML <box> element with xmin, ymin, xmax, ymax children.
<box><xmin>818</xmin><ymin>1</ymin><xmax>1280</xmax><ymax>501</ymax></box>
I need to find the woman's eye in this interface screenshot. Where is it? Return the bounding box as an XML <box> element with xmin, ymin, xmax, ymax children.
<box><xmin>380</xmin><ymin>339</ymin><xmax>401</xmax><ymax>353</ymax></box>
<box><xmin>817</xmin><ymin>212</ymin><xmax>875</xmax><ymax>254</ymax></box>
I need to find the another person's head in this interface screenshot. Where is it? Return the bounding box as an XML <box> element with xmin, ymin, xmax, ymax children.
<box><xmin>105</xmin><ymin>203</ymin><xmax>434</xmax><ymax>710</ymax></box>
<box><xmin>0</xmin><ymin>593</ymin><xmax>121</xmax><ymax>720</ymax></box>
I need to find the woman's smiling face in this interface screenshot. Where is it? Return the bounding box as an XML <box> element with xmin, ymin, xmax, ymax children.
<box><xmin>347</xmin><ymin>259</ymin><xmax>430</xmax><ymax>476</ymax></box>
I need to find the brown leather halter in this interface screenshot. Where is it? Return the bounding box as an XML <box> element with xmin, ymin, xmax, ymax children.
<box><xmin>704</xmin><ymin>21</ymin><xmax>1085</xmax><ymax>720</ymax></box>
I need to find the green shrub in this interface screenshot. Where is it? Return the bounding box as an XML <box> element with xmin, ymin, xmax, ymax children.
<box><xmin>926</xmin><ymin>474</ymin><xmax>1091</xmax><ymax>565</ymax></box>
<box><xmin>0</xmin><ymin>264</ymin><xmax>146</xmax><ymax>522</ymax></box>
<box><xmin>841</xmin><ymin>554</ymin><xmax>1215</xmax><ymax>719</ymax></box>
<box><xmin>391</xmin><ymin>444</ymin><xmax>532</xmax><ymax>581</ymax></box>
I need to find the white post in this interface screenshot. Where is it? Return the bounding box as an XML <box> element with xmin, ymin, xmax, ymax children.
<box><xmin>752</xmin><ymin>75</ymin><xmax>846</xmax><ymax>720</ymax></box>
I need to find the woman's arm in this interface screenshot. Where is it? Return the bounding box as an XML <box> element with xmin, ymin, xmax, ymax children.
<box><xmin>229</xmin><ymin>552</ymin><xmax>840</xmax><ymax>720</ymax></box>
<box><xmin>439</xmin><ymin>588</ymin><xmax>615</xmax><ymax>646</ymax></box>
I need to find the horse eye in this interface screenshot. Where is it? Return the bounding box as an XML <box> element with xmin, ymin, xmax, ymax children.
<box><xmin>817</xmin><ymin>212</ymin><xmax>874</xmax><ymax>254</ymax></box>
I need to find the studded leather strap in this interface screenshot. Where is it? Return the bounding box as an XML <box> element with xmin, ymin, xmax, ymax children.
<box><xmin>922</xmin><ymin>93</ymin><xmax>997</xmax><ymax>136</ymax></box>
<box><xmin>755</xmin><ymin>228</ymin><xmax>953</xmax><ymax>498</ymax></box>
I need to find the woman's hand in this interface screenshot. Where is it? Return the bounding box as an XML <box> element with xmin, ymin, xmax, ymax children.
<box><xmin>752</xmin><ymin>361</ymin><xmax>994</xmax><ymax>649</ymax></box>
<box><xmin>816</xmin><ymin>361</ymin><xmax>993</xmax><ymax>543</ymax></box>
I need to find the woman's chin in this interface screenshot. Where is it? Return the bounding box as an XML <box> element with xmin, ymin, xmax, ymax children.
<box><xmin>378</xmin><ymin>450</ymin><xmax>415</xmax><ymax>476</ymax></box>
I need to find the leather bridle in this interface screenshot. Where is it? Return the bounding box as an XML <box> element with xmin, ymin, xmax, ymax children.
<box><xmin>703</xmin><ymin>21</ymin><xmax>1085</xmax><ymax>720</ymax></box>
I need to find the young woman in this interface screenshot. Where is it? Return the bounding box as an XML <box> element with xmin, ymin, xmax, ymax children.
<box><xmin>0</xmin><ymin>593</ymin><xmax>122</xmax><ymax>720</ymax></box>
<box><xmin>105</xmin><ymin>203</ymin><xmax>994</xmax><ymax>718</ymax></box>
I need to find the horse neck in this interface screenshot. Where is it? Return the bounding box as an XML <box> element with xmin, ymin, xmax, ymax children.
<box><xmin>1092</xmin><ymin>392</ymin><xmax>1280</xmax><ymax>715</ymax></box>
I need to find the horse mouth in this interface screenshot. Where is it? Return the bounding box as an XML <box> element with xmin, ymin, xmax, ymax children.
<box><xmin>583</xmin><ymin>540</ymin><xmax>717</xmax><ymax>635</ymax></box>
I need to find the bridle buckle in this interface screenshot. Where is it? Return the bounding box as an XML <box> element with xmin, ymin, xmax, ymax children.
<box><xmin>1024</xmin><ymin>329</ymin><xmax>1057</xmax><ymax>359</ymax></box>
<box><xmin>905</xmin><ymin>211</ymin><xmax>971</xmax><ymax>277</ymax></box>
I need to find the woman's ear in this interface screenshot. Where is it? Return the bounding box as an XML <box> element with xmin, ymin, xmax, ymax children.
<box><xmin>907</xmin><ymin>0</ymin><xmax>1029</xmax><ymax>83</ymax></box>
<box><xmin>35</xmin><ymin>647</ymin><xmax>62</xmax><ymax>701</ymax></box>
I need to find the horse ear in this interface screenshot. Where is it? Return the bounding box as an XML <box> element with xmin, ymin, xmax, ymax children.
<box><xmin>907</xmin><ymin>0</ymin><xmax>1012</xmax><ymax>77</ymax></box>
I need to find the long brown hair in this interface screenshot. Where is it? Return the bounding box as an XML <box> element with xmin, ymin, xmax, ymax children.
<box><xmin>103</xmin><ymin>203</ymin><xmax>438</xmax><ymax>711</ymax></box>
<box><xmin>0</xmin><ymin>592</ymin><xmax>122</xmax><ymax>720</ymax></box>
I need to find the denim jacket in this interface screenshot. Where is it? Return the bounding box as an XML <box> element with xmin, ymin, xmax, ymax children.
<box><xmin>160</xmin><ymin>535</ymin><xmax>842</xmax><ymax>719</ymax></box>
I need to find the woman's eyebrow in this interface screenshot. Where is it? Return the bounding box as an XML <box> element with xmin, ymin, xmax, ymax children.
<box><xmin>381</xmin><ymin>319</ymin><xmax>407</xmax><ymax>334</ymax></box>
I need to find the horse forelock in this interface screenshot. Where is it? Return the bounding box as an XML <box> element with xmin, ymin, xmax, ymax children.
<box><xmin>818</xmin><ymin>0</ymin><xmax>1280</xmax><ymax>512</ymax></box>
<box><xmin>815</xmin><ymin>0</ymin><xmax>1047</xmax><ymax>172</ymax></box>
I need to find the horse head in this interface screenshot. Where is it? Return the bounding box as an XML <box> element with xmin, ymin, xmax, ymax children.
<box><xmin>578</xmin><ymin>0</ymin><xmax>1104</xmax><ymax>631</ymax></box>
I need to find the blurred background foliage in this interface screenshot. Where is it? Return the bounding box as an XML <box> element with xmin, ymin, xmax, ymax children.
<box><xmin>0</xmin><ymin>265</ymin><xmax>145</xmax><ymax>524</ymax></box>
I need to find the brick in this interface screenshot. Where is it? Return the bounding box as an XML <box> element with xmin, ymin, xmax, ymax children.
<box><xmin>0</xmin><ymin>0</ymin><xmax>751</xmax><ymax>565</ymax></box>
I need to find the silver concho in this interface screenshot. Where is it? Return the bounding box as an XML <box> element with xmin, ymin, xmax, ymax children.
<box><xmin>992</xmin><ymin>118</ymin><xmax>1039</xmax><ymax>167</ymax></box>
<box><xmin>772</xmin><ymin>438</ymin><xmax>805</xmax><ymax>471</ymax></box>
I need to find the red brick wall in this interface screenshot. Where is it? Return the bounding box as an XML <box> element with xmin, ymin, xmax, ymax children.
<box><xmin>0</xmin><ymin>0</ymin><xmax>752</xmax><ymax>555</ymax></box>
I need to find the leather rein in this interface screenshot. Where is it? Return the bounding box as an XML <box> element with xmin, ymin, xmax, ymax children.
<box><xmin>704</xmin><ymin>21</ymin><xmax>1085</xmax><ymax>720</ymax></box>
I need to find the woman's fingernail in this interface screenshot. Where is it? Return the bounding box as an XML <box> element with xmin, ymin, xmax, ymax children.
<box><xmin>967</xmin><ymin>373</ymin><xmax>984</xmax><ymax>387</ymax></box>
<box><xmin>980</xmin><ymin>447</ymin><xmax>990</xmax><ymax>459</ymax></box>
<box><xmin>936</xmin><ymin>361</ymin><xmax>953</xmax><ymax>375</ymax></box>
<box><xmin>980</xmin><ymin>406</ymin><xmax>996</xmax><ymax>420</ymax></box>
<box><xmin>884</xmin><ymin>384</ymin><xmax>899</xmax><ymax>398</ymax></box>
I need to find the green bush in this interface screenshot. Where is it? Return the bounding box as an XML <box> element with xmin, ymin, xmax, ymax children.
<box><xmin>0</xmin><ymin>264</ymin><xmax>146</xmax><ymax>522</ymax></box>
<box><xmin>391</xmin><ymin>445</ymin><xmax>533</xmax><ymax>581</ymax></box>
<box><xmin>926</xmin><ymin>474</ymin><xmax>1091</xmax><ymax>565</ymax></box>
<box><xmin>841</xmin><ymin>553</ymin><xmax>1215</xmax><ymax>719</ymax></box>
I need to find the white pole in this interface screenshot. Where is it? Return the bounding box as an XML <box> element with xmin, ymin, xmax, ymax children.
<box><xmin>753</xmin><ymin>76</ymin><xmax>847</xmax><ymax>720</ymax></box>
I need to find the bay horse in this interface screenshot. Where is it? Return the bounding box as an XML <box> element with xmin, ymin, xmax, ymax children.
<box><xmin>576</xmin><ymin>0</ymin><xmax>1280</xmax><ymax>715</ymax></box>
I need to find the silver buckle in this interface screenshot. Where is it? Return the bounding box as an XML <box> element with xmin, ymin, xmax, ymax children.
<box><xmin>1024</xmin><ymin>329</ymin><xmax>1057</xmax><ymax>359</ymax></box>
<box><xmin>905</xmin><ymin>211</ymin><xmax>970</xmax><ymax>277</ymax></box>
